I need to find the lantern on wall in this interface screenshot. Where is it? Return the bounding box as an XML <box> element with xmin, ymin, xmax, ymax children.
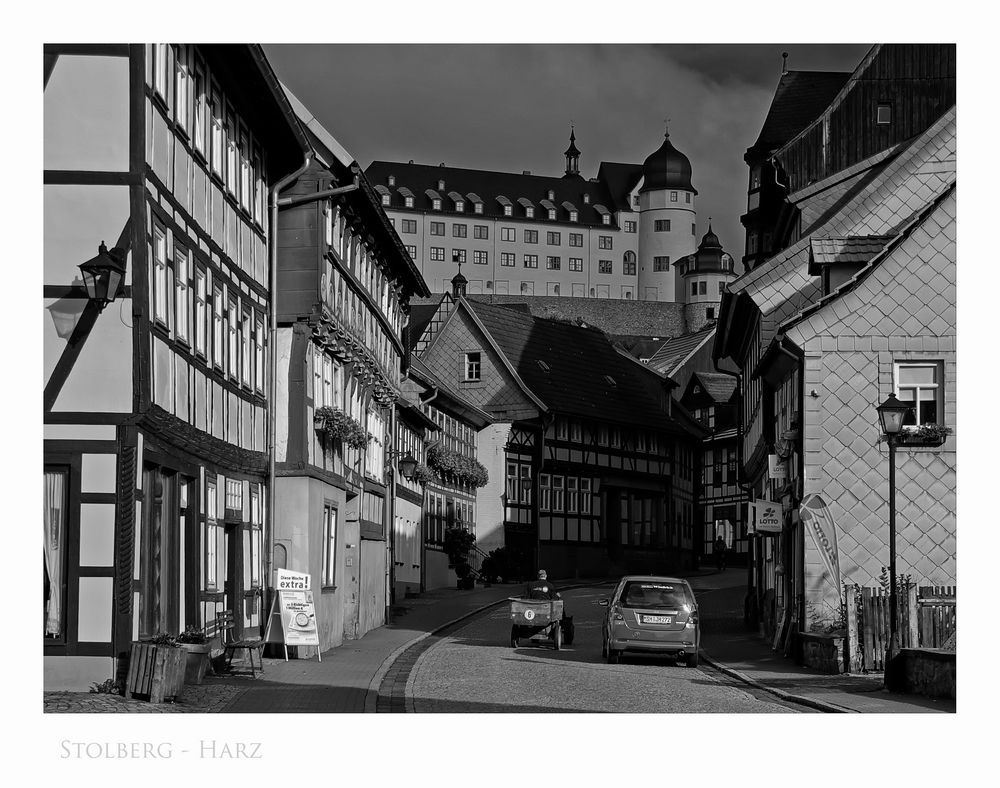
<box><xmin>78</xmin><ymin>242</ymin><xmax>127</xmax><ymax>310</ymax></box>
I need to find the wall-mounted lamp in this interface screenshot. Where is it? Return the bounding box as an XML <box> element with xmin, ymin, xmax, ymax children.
<box><xmin>386</xmin><ymin>449</ymin><xmax>419</xmax><ymax>481</ymax></box>
<box><xmin>78</xmin><ymin>242</ymin><xmax>127</xmax><ymax>310</ymax></box>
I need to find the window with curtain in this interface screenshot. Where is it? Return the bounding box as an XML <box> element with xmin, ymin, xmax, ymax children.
<box><xmin>44</xmin><ymin>468</ymin><xmax>68</xmax><ymax>639</ymax></box>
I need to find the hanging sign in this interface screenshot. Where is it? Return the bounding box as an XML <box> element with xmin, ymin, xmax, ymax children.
<box><xmin>768</xmin><ymin>454</ymin><xmax>788</xmax><ymax>481</ymax></box>
<box><xmin>274</xmin><ymin>569</ymin><xmax>320</xmax><ymax>649</ymax></box>
<box><xmin>748</xmin><ymin>499</ymin><xmax>782</xmax><ymax>533</ymax></box>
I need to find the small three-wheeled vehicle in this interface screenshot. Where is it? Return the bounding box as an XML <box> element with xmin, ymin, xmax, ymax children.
<box><xmin>508</xmin><ymin>598</ymin><xmax>574</xmax><ymax>650</ymax></box>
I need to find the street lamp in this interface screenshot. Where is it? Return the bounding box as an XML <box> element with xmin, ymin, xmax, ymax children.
<box><xmin>386</xmin><ymin>450</ymin><xmax>419</xmax><ymax>481</ymax></box>
<box><xmin>78</xmin><ymin>242</ymin><xmax>127</xmax><ymax>310</ymax></box>
<box><xmin>876</xmin><ymin>393</ymin><xmax>910</xmax><ymax>661</ymax></box>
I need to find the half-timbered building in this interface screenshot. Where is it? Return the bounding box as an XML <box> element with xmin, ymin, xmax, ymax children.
<box><xmin>412</xmin><ymin>276</ymin><xmax>706</xmax><ymax>579</ymax></box>
<box><xmin>43</xmin><ymin>44</ymin><xmax>307</xmax><ymax>690</ymax></box>
<box><xmin>271</xmin><ymin>89</ymin><xmax>430</xmax><ymax>653</ymax></box>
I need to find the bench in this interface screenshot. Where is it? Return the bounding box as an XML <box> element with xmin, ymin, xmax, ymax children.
<box><xmin>217</xmin><ymin>610</ymin><xmax>265</xmax><ymax>678</ymax></box>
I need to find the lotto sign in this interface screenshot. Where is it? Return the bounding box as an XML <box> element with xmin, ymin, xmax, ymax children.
<box><xmin>749</xmin><ymin>500</ymin><xmax>782</xmax><ymax>533</ymax></box>
<box><xmin>768</xmin><ymin>454</ymin><xmax>788</xmax><ymax>481</ymax></box>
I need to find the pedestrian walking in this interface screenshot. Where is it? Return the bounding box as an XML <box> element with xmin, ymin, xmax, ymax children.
<box><xmin>714</xmin><ymin>536</ymin><xmax>728</xmax><ymax>571</ymax></box>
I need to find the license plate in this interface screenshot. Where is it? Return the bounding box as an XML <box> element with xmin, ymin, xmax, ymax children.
<box><xmin>641</xmin><ymin>615</ymin><xmax>672</xmax><ymax>624</ymax></box>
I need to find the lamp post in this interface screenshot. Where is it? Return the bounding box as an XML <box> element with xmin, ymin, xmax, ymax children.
<box><xmin>876</xmin><ymin>393</ymin><xmax>910</xmax><ymax>661</ymax></box>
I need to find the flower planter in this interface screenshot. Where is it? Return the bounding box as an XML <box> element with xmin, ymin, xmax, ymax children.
<box><xmin>126</xmin><ymin>642</ymin><xmax>186</xmax><ymax>703</ymax></box>
<box><xmin>177</xmin><ymin>642</ymin><xmax>212</xmax><ymax>685</ymax></box>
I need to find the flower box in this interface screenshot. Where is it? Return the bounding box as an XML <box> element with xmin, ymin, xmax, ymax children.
<box><xmin>126</xmin><ymin>642</ymin><xmax>186</xmax><ymax>703</ymax></box>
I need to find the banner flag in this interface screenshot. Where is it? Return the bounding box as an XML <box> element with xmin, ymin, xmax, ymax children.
<box><xmin>800</xmin><ymin>494</ymin><xmax>842</xmax><ymax>591</ymax></box>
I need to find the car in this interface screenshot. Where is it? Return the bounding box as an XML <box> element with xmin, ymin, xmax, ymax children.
<box><xmin>600</xmin><ymin>576</ymin><xmax>700</xmax><ymax>667</ymax></box>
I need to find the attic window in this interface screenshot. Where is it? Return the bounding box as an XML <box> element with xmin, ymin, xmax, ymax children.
<box><xmin>583</xmin><ymin>194</ymin><xmax>590</xmax><ymax>204</ymax></box>
<box><xmin>475</xmin><ymin>203</ymin><xmax>484</xmax><ymax>214</ymax></box>
<box><xmin>569</xmin><ymin>211</ymin><xmax>578</xmax><ymax>222</ymax></box>
<box><xmin>381</xmin><ymin>194</ymin><xmax>390</xmax><ymax>206</ymax></box>
<box><xmin>405</xmin><ymin>196</ymin><xmax>414</xmax><ymax>208</ymax></box>
<box><xmin>876</xmin><ymin>103</ymin><xmax>892</xmax><ymax>125</ymax></box>
<box><xmin>603</xmin><ymin>375</ymin><xmax>617</xmax><ymax>387</ymax></box>
<box><xmin>547</xmin><ymin>190</ymin><xmax>555</xmax><ymax>200</ymax></box>
<box><xmin>455</xmin><ymin>200</ymin><xmax>464</xmax><ymax>212</ymax></box>
<box><xmin>504</xmin><ymin>205</ymin><xmax>512</xmax><ymax>216</ymax></box>
<box><xmin>694</xmin><ymin>385</ymin><xmax>701</xmax><ymax>394</ymax></box>
<box><xmin>432</xmin><ymin>198</ymin><xmax>442</xmax><ymax>210</ymax></box>
<box><xmin>438</xmin><ymin>179</ymin><xmax>445</xmax><ymax>191</ymax></box>
<box><xmin>537</xmin><ymin>360</ymin><xmax>550</xmax><ymax>372</ymax></box>
<box><xmin>548</xmin><ymin>209</ymin><xmax>556</xmax><ymax>220</ymax></box>
<box><xmin>388</xmin><ymin>175</ymin><xmax>396</xmax><ymax>186</ymax></box>
<box><xmin>602</xmin><ymin>214</ymin><xmax>610</xmax><ymax>225</ymax></box>
<box><xmin>526</xmin><ymin>206</ymin><xmax>535</xmax><ymax>218</ymax></box>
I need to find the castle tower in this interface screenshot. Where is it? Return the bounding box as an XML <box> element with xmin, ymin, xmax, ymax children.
<box><xmin>563</xmin><ymin>127</ymin><xmax>581</xmax><ymax>178</ymax></box>
<box><xmin>636</xmin><ymin>127</ymin><xmax>699</xmax><ymax>302</ymax></box>
<box><xmin>676</xmin><ymin>222</ymin><xmax>738</xmax><ymax>331</ymax></box>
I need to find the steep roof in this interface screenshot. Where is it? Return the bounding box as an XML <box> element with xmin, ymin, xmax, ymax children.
<box><xmin>463</xmin><ymin>299</ymin><xmax>698</xmax><ymax>436</ymax></box>
<box><xmin>729</xmin><ymin>106</ymin><xmax>956</xmax><ymax>332</ymax></box>
<box><xmin>597</xmin><ymin>162</ymin><xmax>645</xmax><ymax>211</ymax></box>
<box><xmin>690</xmin><ymin>371</ymin><xmax>738</xmax><ymax>404</ymax></box>
<box><xmin>808</xmin><ymin>235</ymin><xmax>894</xmax><ymax>275</ymax></box>
<box><xmin>750</xmin><ymin>70</ymin><xmax>853</xmax><ymax>154</ymax></box>
<box><xmin>365</xmin><ymin>161</ymin><xmax>618</xmax><ymax>228</ymax></box>
<box><xmin>407</xmin><ymin>297</ymin><xmax>444</xmax><ymax>351</ymax></box>
<box><xmin>646</xmin><ymin>326</ymin><xmax>717</xmax><ymax>377</ymax></box>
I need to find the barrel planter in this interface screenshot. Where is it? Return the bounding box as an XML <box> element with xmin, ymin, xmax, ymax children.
<box><xmin>177</xmin><ymin>642</ymin><xmax>212</xmax><ymax>685</ymax></box>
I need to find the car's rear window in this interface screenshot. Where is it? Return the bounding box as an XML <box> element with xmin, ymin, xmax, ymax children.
<box><xmin>618</xmin><ymin>581</ymin><xmax>692</xmax><ymax>609</ymax></box>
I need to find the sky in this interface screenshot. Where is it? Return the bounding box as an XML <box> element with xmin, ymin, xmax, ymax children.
<box><xmin>265</xmin><ymin>44</ymin><xmax>872</xmax><ymax>263</ymax></box>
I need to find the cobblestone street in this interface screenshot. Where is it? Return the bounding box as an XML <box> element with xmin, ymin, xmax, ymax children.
<box><xmin>407</xmin><ymin>585</ymin><xmax>808</xmax><ymax>713</ymax></box>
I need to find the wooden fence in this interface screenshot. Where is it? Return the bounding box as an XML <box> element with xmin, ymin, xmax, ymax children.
<box><xmin>844</xmin><ymin>584</ymin><xmax>956</xmax><ymax>673</ymax></box>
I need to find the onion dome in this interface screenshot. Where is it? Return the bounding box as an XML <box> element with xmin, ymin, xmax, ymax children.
<box><xmin>699</xmin><ymin>222</ymin><xmax>722</xmax><ymax>250</ymax></box>
<box><xmin>640</xmin><ymin>129</ymin><xmax>696</xmax><ymax>194</ymax></box>
<box><xmin>451</xmin><ymin>265</ymin><xmax>468</xmax><ymax>298</ymax></box>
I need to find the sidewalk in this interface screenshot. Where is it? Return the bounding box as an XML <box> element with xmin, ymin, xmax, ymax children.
<box><xmin>45</xmin><ymin>582</ymin><xmax>519</xmax><ymax>714</ymax></box>
<box><xmin>693</xmin><ymin>568</ymin><xmax>956</xmax><ymax>713</ymax></box>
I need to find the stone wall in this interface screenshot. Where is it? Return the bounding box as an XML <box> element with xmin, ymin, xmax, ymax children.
<box><xmin>799</xmin><ymin>632</ymin><xmax>846</xmax><ymax>674</ymax></box>
<box><xmin>888</xmin><ymin>648</ymin><xmax>956</xmax><ymax>699</ymax></box>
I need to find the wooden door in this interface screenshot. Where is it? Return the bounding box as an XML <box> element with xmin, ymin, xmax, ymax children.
<box><xmin>342</xmin><ymin>494</ymin><xmax>360</xmax><ymax>640</ymax></box>
<box><xmin>224</xmin><ymin>522</ymin><xmax>243</xmax><ymax>638</ymax></box>
<box><xmin>359</xmin><ymin>540</ymin><xmax>386</xmax><ymax>636</ymax></box>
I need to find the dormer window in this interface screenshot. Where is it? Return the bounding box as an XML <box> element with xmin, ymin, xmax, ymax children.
<box><xmin>602</xmin><ymin>215</ymin><xmax>610</xmax><ymax>225</ymax></box>
<box><xmin>475</xmin><ymin>203</ymin><xmax>484</xmax><ymax>214</ymax></box>
<box><xmin>569</xmin><ymin>211</ymin><xmax>578</xmax><ymax>222</ymax></box>
<box><xmin>877</xmin><ymin>103</ymin><xmax>892</xmax><ymax>125</ymax></box>
<box><xmin>504</xmin><ymin>205</ymin><xmax>512</xmax><ymax>216</ymax></box>
<box><xmin>583</xmin><ymin>194</ymin><xmax>590</xmax><ymax>204</ymax></box>
<box><xmin>526</xmin><ymin>207</ymin><xmax>534</xmax><ymax>218</ymax></box>
<box><xmin>548</xmin><ymin>209</ymin><xmax>556</xmax><ymax>220</ymax></box>
<box><xmin>388</xmin><ymin>175</ymin><xmax>396</xmax><ymax>187</ymax></box>
<box><xmin>432</xmin><ymin>198</ymin><xmax>441</xmax><ymax>210</ymax></box>
<box><xmin>381</xmin><ymin>194</ymin><xmax>390</xmax><ymax>206</ymax></box>
<box><xmin>455</xmin><ymin>201</ymin><xmax>464</xmax><ymax>212</ymax></box>
<box><xmin>438</xmin><ymin>179</ymin><xmax>445</xmax><ymax>190</ymax></box>
<box><xmin>405</xmin><ymin>196</ymin><xmax>414</xmax><ymax>208</ymax></box>
<box><xmin>547</xmin><ymin>190</ymin><xmax>555</xmax><ymax>200</ymax></box>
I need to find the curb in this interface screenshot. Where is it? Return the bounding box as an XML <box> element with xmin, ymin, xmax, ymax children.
<box><xmin>698</xmin><ymin>650</ymin><xmax>855</xmax><ymax>713</ymax></box>
<box><xmin>365</xmin><ymin>579</ymin><xmax>614</xmax><ymax>713</ymax></box>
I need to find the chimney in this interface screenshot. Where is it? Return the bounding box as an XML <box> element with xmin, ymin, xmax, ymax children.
<box><xmin>523</xmin><ymin>170</ymin><xmax>531</xmax><ymax>175</ymax></box>
<box><xmin>782</xmin><ymin>51</ymin><xmax>789</xmax><ymax>75</ymax></box>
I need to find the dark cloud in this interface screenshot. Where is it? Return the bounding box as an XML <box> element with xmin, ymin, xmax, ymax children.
<box><xmin>264</xmin><ymin>44</ymin><xmax>870</xmax><ymax>274</ymax></box>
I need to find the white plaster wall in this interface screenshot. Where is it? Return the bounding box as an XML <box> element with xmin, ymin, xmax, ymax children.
<box><xmin>44</xmin><ymin>55</ymin><xmax>129</xmax><ymax>173</ymax></box>
<box><xmin>394</xmin><ymin>497</ymin><xmax>422</xmax><ymax>595</ymax></box>
<box><xmin>44</xmin><ymin>656</ymin><xmax>115</xmax><ymax>692</ymax></box>
<box><xmin>637</xmin><ymin>189</ymin><xmax>698</xmax><ymax>302</ymax></box>
<box><xmin>476</xmin><ymin>422</ymin><xmax>513</xmax><ymax>555</ymax></box>
<box><xmin>77</xmin><ymin>577</ymin><xmax>113</xmax><ymax>642</ymax></box>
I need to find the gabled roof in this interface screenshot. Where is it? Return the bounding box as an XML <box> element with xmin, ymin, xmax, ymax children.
<box><xmin>729</xmin><ymin>106</ymin><xmax>956</xmax><ymax>329</ymax></box>
<box><xmin>462</xmin><ymin>300</ymin><xmax>697</xmax><ymax>434</ymax></box>
<box><xmin>749</xmin><ymin>69</ymin><xmax>854</xmax><ymax>155</ymax></box>
<box><xmin>646</xmin><ymin>325</ymin><xmax>716</xmax><ymax>378</ymax></box>
<box><xmin>407</xmin><ymin>297</ymin><xmax>445</xmax><ymax>351</ymax></box>
<box><xmin>407</xmin><ymin>356</ymin><xmax>493</xmax><ymax>429</ymax></box>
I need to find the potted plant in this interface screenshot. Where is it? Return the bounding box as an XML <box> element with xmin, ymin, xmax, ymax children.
<box><xmin>175</xmin><ymin>626</ymin><xmax>212</xmax><ymax>685</ymax></box>
<box><xmin>314</xmin><ymin>406</ymin><xmax>371</xmax><ymax>449</ymax></box>
<box><xmin>898</xmin><ymin>423</ymin><xmax>952</xmax><ymax>447</ymax></box>
<box><xmin>426</xmin><ymin>444</ymin><xmax>489</xmax><ymax>488</ymax></box>
<box><xmin>410</xmin><ymin>462</ymin><xmax>436</xmax><ymax>486</ymax></box>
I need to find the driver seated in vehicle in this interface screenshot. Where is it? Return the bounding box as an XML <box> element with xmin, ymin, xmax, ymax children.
<box><xmin>524</xmin><ymin>569</ymin><xmax>561</xmax><ymax>600</ymax></box>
